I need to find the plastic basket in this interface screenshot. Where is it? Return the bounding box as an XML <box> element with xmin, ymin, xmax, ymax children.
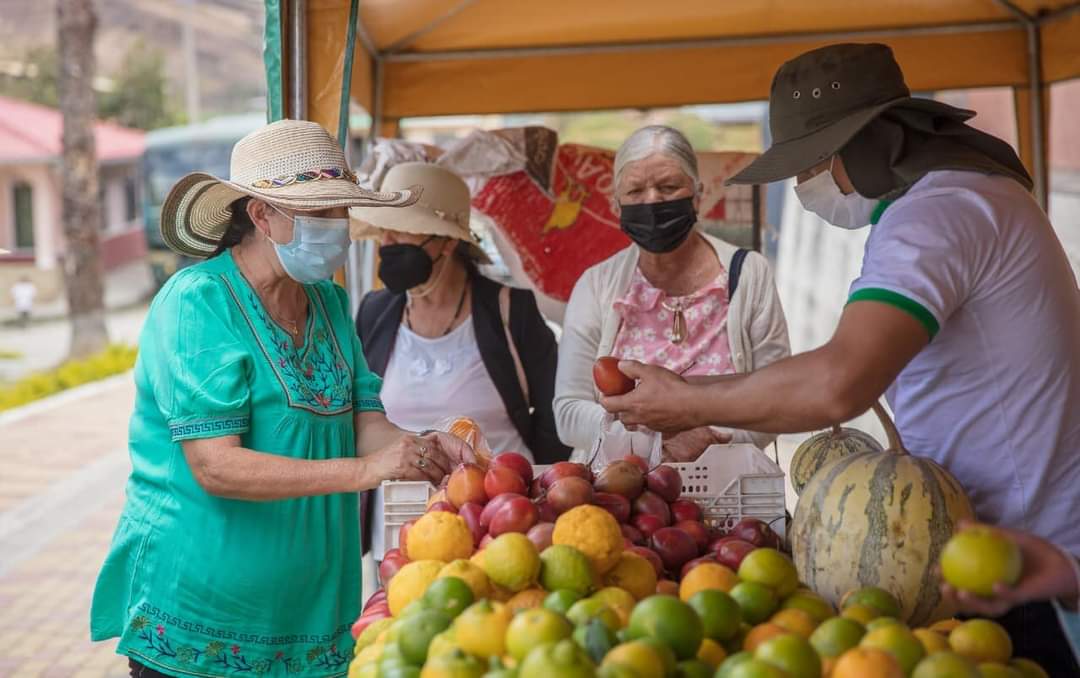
<box><xmin>371</xmin><ymin>443</ymin><xmax>786</xmax><ymax>561</ymax></box>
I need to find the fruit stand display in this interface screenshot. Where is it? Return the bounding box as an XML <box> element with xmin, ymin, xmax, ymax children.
<box><xmin>349</xmin><ymin>406</ymin><xmax>1049</xmax><ymax>678</ymax></box>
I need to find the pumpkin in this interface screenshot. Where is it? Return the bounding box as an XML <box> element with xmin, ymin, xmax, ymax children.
<box><xmin>790</xmin><ymin>425</ymin><xmax>883</xmax><ymax>495</ymax></box>
<box><xmin>791</xmin><ymin>404</ymin><xmax>975</xmax><ymax>626</ymax></box>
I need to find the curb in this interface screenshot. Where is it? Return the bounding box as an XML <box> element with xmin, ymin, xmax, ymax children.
<box><xmin>0</xmin><ymin>371</ymin><xmax>135</xmax><ymax>427</ymax></box>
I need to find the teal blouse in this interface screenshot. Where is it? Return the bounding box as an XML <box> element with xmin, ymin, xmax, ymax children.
<box><xmin>90</xmin><ymin>251</ymin><xmax>384</xmax><ymax>678</ymax></box>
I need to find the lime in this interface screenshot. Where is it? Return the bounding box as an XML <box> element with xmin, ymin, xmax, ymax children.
<box><xmin>841</xmin><ymin>586</ymin><xmax>901</xmax><ymax>618</ymax></box>
<box><xmin>567</xmin><ymin>598</ymin><xmax>621</xmax><ymax>631</ymax></box>
<box><xmin>398</xmin><ymin>609</ymin><xmax>452</xmax><ymax>665</ymax></box>
<box><xmin>540</xmin><ymin>545</ymin><xmax>596</xmax><ymax>596</ymax></box>
<box><xmin>913</xmin><ymin>628</ymin><xmax>951</xmax><ymax>655</ymax></box>
<box><xmin>573</xmin><ymin>618</ymin><xmax>617</xmax><ymax>664</ymax></box>
<box><xmin>977</xmin><ymin>664</ymin><xmax>1024</xmax><ymax>678</ymax></box>
<box><xmin>754</xmin><ymin>633</ymin><xmax>822</xmax><ymax>678</ymax></box>
<box><xmin>861</xmin><ymin>624</ymin><xmax>926</xmax><ymax>675</ymax></box>
<box><xmin>483</xmin><ymin>533</ymin><xmax>541</xmax><ymax>592</ymax></box>
<box><xmin>781</xmin><ymin>593</ymin><xmax>836</xmax><ymax>624</ymax></box>
<box><xmin>595</xmin><ymin>664</ymin><xmax>639</xmax><ymax>678</ymax></box>
<box><xmin>722</xmin><ymin>658</ymin><xmax>789</xmax><ymax>678</ymax></box>
<box><xmin>948</xmin><ymin>619</ymin><xmax>1013</xmax><ymax>664</ymax></box>
<box><xmin>506</xmin><ymin>608</ymin><xmax>573</xmax><ymax>661</ymax></box>
<box><xmin>1009</xmin><ymin>658</ymin><xmax>1050</xmax><ymax>678</ymax></box>
<box><xmin>675</xmin><ymin>659</ymin><xmax>713</xmax><ymax>678</ymax></box>
<box><xmin>545</xmin><ymin>589</ymin><xmax>585</xmax><ymax>616</ymax></box>
<box><xmin>940</xmin><ymin>527</ymin><xmax>1022</xmax><ymax>596</ymax></box>
<box><xmin>453</xmin><ymin>600</ymin><xmax>512</xmax><ymax>659</ymax></box>
<box><xmin>518</xmin><ymin>639</ymin><xmax>596</xmax><ymax>678</ymax></box>
<box><xmin>424</xmin><ymin>577</ymin><xmax>476</xmax><ymax>618</ymax></box>
<box><xmin>810</xmin><ymin>617</ymin><xmax>865</xmax><ymax>658</ymax></box>
<box><xmin>866</xmin><ymin>617</ymin><xmax>904</xmax><ymax>632</ymax></box>
<box><xmin>636</xmin><ymin>637</ymin><xmax>678</xmax><ymax>676</ymax></box>
<box><xmin>420</xmin><ymin>648</ymin><xmax>486</xmax><ymax>678</ymax></box>
<box><xmin>841</xmin><ymin>603</ymin><xmax>882</xmax><ymax>625</ymax></box>
<box><xmin>689</xmin><ymin>589</ymin><xmax>742</xmax><ymax>641</ymax></box>
<box><xmin>730</xmin><ymin>581</ymin><xmax>779</xmax><ymax>625</ymax></box>
<box><xmin>911</xmin><ymin>651</ymin><xmax>980</xmax><ymax>678</ymax></box>
<box><xmin>737</xmin><ymin>549</ymin><xmax>799</xmax><ymax>598</ymax></box>
<box><xmin>716</xmin><ymin>651</ymin><xmax>754</xmax><ymax>678</ymax></box>
<box><xmin>626</xmin><ymin>595</ymin><xmax>705</xmax><ymax>660</ymax></box>
<box><xmin>602</xmin><ymin>640</ymin><xmax>667</xmax><ymax>678</ymax></box>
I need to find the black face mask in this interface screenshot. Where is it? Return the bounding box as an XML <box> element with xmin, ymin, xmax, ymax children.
<box><xmin>619</xmin><ymin>197</ymin><xmax>697</xmax><ymax>253</ymax></box>
<box><xmin>377</xmin><ymin>238</ymin><xmax>438</xmax><ymax>293</ymax></box>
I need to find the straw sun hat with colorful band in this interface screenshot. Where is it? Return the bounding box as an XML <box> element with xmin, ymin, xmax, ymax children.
<box><xmin>351</xmin><ymin>162</ymin><xmax>491</xmax><ymax>264</ymax></box>
<box><xmin>160</xmin><ymin>119</ymin><xmax>421</xmax><ymax>258</ymax></box>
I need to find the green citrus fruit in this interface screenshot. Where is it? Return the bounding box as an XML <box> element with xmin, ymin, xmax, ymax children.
<box><xmin>754</xmin><ymin>633</ymin><xmax>822</xmax><ymax>678</ymax></box>
<box><xmin>540</xmin><ymin>545</ymin><xmax>596</xmax><ymax>596</ymax></box>
<box><xmin>911</xmin><ymin>651</ymin><xmax>980</xmax><ymax>678</ymax></box>
<box><xmin>626</xmin><ymin>595</ymin><xmax>705</xmax><ymax>660</ymax></box>
<box><xmin>1009</xmin><ymin>658</ymin><xmax>1050</xmax><ymax>678</ymax></box>
<box><xmin>977</xmin><ymin>664</ymin><xmax>1024</xmax><ymax>678</ymax></box>
<box><xmin>423</xmin><ymin>576</ymin><xmax>476</xmax><ymax>618</ymax></box>
<box><xmin>517</xmin><ymin>639</ymin><xmax>596</xmax><ymax>678</ymax></box>
<box><xmin>940</xmin><ymin>527</ymin><xmax>1022</xmax><ymax>597</ymax></box>
<box><xmin>861</xmin><ymin>624</ymin><xmax>927</xmax><ymax>675</ymax></box>
<box><xmin>545</xmin><ymin>589</ymin><xmax>585</xmax><ymax>616</ymax></box>
<box><xmin>948</xmin><ymin>619</ymin><xmax>1013</xmax><ymax>664</ymax></box>
<box><xmin>866</xmin><ymin>617</ymin><xmax>905</xmax><ymax>632</ymax></box>
<box><xmin>730</xmin><ymin>581</ymin><xmax>780</xmax><ymax>625</ymax></box>
<box><xmin>809</xmin><ymin>617</ymin><xmax>866</xmax><ymax>658</ymax></box>
<box><xmin>716</xmin><ymin>651</ymin><xmax>754</xmax><ymax>678</ymax></box>
<box><xmin>722</xmin><ymin>657</ymin><xmax>789</xmax><ymax>678</ymax></box>
<box><xmin>689</xmin><ymin>589</ymin><xmax>742</xmax><ymax>641</ymax></box>
<box><xmin>781</xmin><ymin>592</ymin><xmax>836</xmax><ymax>623</ymax></box>
<box><xmin>602</xmin><ymin>640</ymin><xmax>667</xmax><ymax>678</ymax></box>
<box><xmin>398</xmin><ymin>609</ymin><xmax>452</xmax><ymax>665</ymax></box>
<box><xmin>737</xmin><ymin>549</ymin><xmax>799</xmax><ymax>598</ymax></box>
<box><xmin>574</xmin><ymin>618</ymin><xmax>618</xmax><ymax>665</ymax></box>
<box><xmin>483</xmin><ymin>533</ymin><xmax>541</xmax><ymax>592</ymax></box>
<box><xmin>420</xmin><ymin>648</ymin><xmax>486</xmax><ymax>678</ymax></box>
<box><xmin>567</xmin><ymin>598</ymin><xmax>621</xmax><ymax>631</ymax></box>
<box><xmin>675</xmin><ymin>659</ymin><xmax>714</xmax><ymax>678</ymax></box>
<box><xmin>841</xmin><ymin>586</ymin><xmax>902</xmax><ymax>618</ymax></box>
<box><xmin>506</xmin><ymin>608</ymin><xmax>573</xmax><ymax>661</ymax></box>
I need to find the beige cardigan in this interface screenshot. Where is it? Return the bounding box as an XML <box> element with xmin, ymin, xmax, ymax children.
<box><xmin>553</xmin><ymin>234</ymin><xmax>791</xmax><ymax>455</ymax></box>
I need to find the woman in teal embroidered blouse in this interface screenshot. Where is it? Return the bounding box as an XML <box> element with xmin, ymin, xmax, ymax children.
<box><xmin>90</xmin><ymin>121</ymin><xmax>470</xmax><ymax>678</ymax></box>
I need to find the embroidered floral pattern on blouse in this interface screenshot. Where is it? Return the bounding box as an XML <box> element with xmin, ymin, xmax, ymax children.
<box><xmin>128</xmin><ymin>609</ymin><xmax>350</xmax><ymax>676</ymax></box>
<box><xmin>222</xmin><ymin>278</ymin><xmax>353</xmax><ymax>417</ymax></box>
<box><xmin>611</xmin><ymin>268</ymin><xmax>736</xmax><ymax>377</ymax></box>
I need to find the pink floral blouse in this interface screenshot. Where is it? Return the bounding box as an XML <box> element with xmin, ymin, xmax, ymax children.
<box><xmin>610</xmin><ymin>267</ymin><xmax>736</xmax><ymax>377</ymax></box>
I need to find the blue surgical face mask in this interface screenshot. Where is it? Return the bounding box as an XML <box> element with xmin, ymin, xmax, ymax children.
<box><xmin>268</xmin><ymin>206</ymin><xmax>351</xmax><ymax>283</ymax></box>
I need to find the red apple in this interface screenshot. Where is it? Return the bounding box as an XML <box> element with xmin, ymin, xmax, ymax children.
<box><xmin>398</xmin><ymin>519</ymin><xmax>416</xmax><ymax>555</ymax></box>
<box><xmin>480</xmin><ymin>493</ymin><xmax>525</xmax><ymax>528</ymax></box>
<box><xmin>681</xmin><ymin>554</ymin><xmax>720</xmax><ymax>580</ymax></box>
<box><xmin>547</xmin><ymin>476</ymin><xmax>594</xmax><ymax>514</ymax></box>
<box><xmin>427</xmin><ymin>501</ymin><xmax>457</xmax><ymax>514</ymax></box>
<box><xmin>651</xmin><ymin>527</ymin><xmax>699</xmax><ymax>573</ymax></box>
<box><xmin>731</xmin><ymin>517</ymin><xmax>782</xmax><ymax>549</ymax></box>
<box><xmin>364</xmin><ymin>589</ymin><xmax>387</xmax><ymax>610</ymax></box>
<box><xmin>536</xmin><ymin>500</ymin><xmax>559</xmax><ymax>523</ymax></box>
<box><xmin>674</xmin><ymin>520</ymin><xmax>710</xmax><ymax>554</ymax></box>
<box><xmin>484</xmin><ymin>465</ymin><xmax>527</xmax><ymax>500</ymax></box>
<box><xmin>594</xmin><ymin>460</ymin><xmax>645</xmax><ymax>499</ymax></box>
<box><xmin>593</xmin><ymin>492</ymin><xmax>632</xmax><ymax>524</ymax></box>
<box><xmin>620</xmin><ymin>524</ymin><xmax>645</xmax><ymax>546</ymax></box>
<box><xmin>632</xmin><ymin>513</ymin><xmax>666</xmax><ymax>540</ymax></box>
<box><xmin>458</xmin><ymin>502</ymin><xmax>485</xmax><ymax>546</ymax></box>
<box><xmin>351</xmin><ymin>609</ymin><xmax>391</xmax><ymax>639</ymax></box>
<box><xmin>709</xmin><ymin>534</ymin><xmax>740</xmax><ymax>553</ymax></box>
<box><xmin>670</xmin><ymin>499</ymin><xmax>703</xmax><ymax>523</ymax></box>
<box><xmin>632</xmin><ymin>491</ymin><xmax>672</xmax><ymax>526</ymax></box>
<box><xmin>489</xmin><ymin>495</ymin><xmax>539</xmax><ymax>536</ymax></box>
<box><xmin>628</xmin><ymin>546</ymin><xmax>665</xmax><ymax>578</ymax></box>
<box><xmin>492</xmin><ymin>452</ymin><xmax>534</xmax><ymax>486</ymax></box>
<box><xmin>529</xmin><ymin>477</ymin><xmax>545</xmax><ymax>499</ymax></box>
<box><xmin>593</xmin><ymin>356</ymin><xmax>634</xmax><ymax>396</ymax></box>
<box><xmin>527</xmin><ymin>522</ymin><xmax>555</xmax><ymax>551</ymax></box>
<box><xmin>447</xmin><ymin>463</ymin><xmax>487</xmax><ymax>507</ymax></box>
<box><xmin>540</xmin><ymin>462</ymin><xmax>591</xmax><ymax>489</ymax></box>
<box><xmin>379</xmin><ymin>548</ymin><xmax>409</xmax><ymax>585</ymax></box>
<box><xmin>714</xmin><ymin>538</ymin><xmax>757</xmax><ymax>571</ymax></box>
<box><xmin>646</xmin><ymin>465</ymin><xmax>683</xmax><ymax>502</ymax></box>
<box><xmin>657</xmin><ymin>580</ymin><xmax>680</xmax><ymax>597</ymax></box>
<box><xmin>624</xmin><ymin>453</ymin><xmax>651</xmax><ymax>474</ymax></box>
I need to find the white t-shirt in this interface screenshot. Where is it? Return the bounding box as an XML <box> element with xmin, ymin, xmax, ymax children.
<box><xmin>849</xmin><ymin>170</ymin><xmax>1080</xmax><ymax>554</ymax></box>
<box><xmin>11</xmin><ymin>281</ymin><xmax>35</xmax><ymax>312</ymax></box>
<box><xmin>379</xmin><ymin>318</ymin><xmax>532</xmax><ymax>460</ymax></box>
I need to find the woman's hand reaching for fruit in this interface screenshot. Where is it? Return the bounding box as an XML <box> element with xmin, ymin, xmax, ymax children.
<box><xmin>599</xmin><ymin>360</ymin><xmax>703</xmax><ymax>432</ymax></box>
<box><xmin>661</xmin><ymin>427</ymin><xmax>731</xmax><ymax>462</ymax></box>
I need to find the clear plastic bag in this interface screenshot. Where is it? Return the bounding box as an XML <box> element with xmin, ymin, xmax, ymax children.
<box><xmin>585</xmin><ymin>413</ymin><xmax>663</xmax><ymax>472</ymax></box>
<box><xmin>432</xmin><ymin>415</ymin><xmax>493</xmax><ymax>467</ymax></box>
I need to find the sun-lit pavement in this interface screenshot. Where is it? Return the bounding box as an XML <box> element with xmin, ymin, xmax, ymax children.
<box><xmin>0</xmin><ymin>334</ymin><xmax>140</xmax><ymax>676</ymax></box>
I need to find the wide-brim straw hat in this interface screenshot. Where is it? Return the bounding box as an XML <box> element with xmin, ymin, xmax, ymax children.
<box><xmin>160</xmin><ymin>119</ymin><xmax>421</xmax><ymax>258</ymax></box>
<box><xmin>728</xmin><ymin>43</ymin><xmax>972</xmax><ymax>185</ymax></box>
<box><xmin>351</xmin><ymin>162</ymin><xmax>492</xmax><ymax>264</ymax></box>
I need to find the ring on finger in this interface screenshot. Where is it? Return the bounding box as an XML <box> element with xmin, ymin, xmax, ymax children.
<box><xmin>418</xmin><ymin>445</ymin><xmax>428</xmax><ymax>457</ymax></box>
<box><xmin>416</xmin><ymin>458</ymin><xmax>428</xmax><ymax>468</ymax></box>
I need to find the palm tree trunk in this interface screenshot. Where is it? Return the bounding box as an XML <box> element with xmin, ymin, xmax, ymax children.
<box><xmin>57</xmin><ymin>0</ymin><xmax>109</xmax><ymax>359</ymax></box>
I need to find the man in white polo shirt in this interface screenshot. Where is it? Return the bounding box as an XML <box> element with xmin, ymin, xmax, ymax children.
<box><xmin>603</xmin><ymin>43</ymin><xmax>1080</xmax><ymax>673</ymax></box>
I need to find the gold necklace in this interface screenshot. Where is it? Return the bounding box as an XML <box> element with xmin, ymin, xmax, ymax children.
<box><xmin>660</xmin><ymin>297</ymin><xmax>688</xmax><ymax>344</ymax></box>
<box><xmin>234</xmin><ymin>247</ymin><xmax>305</xmax><ymax>339</ymax></box>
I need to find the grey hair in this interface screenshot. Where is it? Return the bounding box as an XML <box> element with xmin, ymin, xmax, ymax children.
<box><xmin>613</xmin><ymin>125</ymin><xmax>701</xmax><ymax>194</ymax></box>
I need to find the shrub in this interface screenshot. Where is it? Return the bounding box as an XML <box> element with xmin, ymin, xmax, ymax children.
<box><xmin>0</xmin><ymin>344</ymin><xmax>138</xmax><ymax>412</ymax></box>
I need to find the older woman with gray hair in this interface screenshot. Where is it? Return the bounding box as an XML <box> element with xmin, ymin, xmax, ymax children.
<box><xmin>554</xmin><ymin>125</ymin><xmax>790</xmax><ymax>461</ymax></box>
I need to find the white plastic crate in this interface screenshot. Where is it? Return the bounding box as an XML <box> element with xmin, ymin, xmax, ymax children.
<box><xmin>371</xmin><ymin>443</ymin><xmax>786</xmax><ymax>561</ymax></box>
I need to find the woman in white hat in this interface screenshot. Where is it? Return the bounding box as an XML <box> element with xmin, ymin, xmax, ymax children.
<box><xmin>355</xmin><ymin>162</ymin><xmax>570</xmax><ymax>464</ymax></box>
<box><xmin>90</xmin><ymin>121</ymin><xmax>473</xmax><ymax>678</ymax></box>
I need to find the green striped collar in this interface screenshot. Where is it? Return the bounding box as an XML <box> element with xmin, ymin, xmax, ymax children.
<box><xmin>870</xmin><ymin>200</ymin><xmax>893</xmax><ymax>225</ymax></box>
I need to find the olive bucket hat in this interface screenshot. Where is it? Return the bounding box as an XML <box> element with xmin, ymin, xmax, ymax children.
<box><xmin>160</xmin><ymin>119</ymin><xmax>422</xmax><ymax>258</ymax></box>
<box><xmin>728</xmin><ymin>43</ymin><xmax>974</xmax><ymax>185</ymax></box>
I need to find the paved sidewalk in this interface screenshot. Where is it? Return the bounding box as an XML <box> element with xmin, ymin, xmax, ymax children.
<box><xmin>0</xmin><ymin>377</ymin><xmax>135</xmax><ymax>677</ymax></box>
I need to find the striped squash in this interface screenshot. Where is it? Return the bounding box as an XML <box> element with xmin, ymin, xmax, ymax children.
<box><xmin>791</xmin><ymin>404</ymin><xmax>975</xmax><ymax>626</ymax></box>
<box><xmin>790</xmin><ymin>426</ymin><xmax>883</xmax><ymax>496</ymax></box>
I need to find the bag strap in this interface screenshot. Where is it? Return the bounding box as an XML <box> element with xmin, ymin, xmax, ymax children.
<box><xmin>499</xmin><ymin>285</ymin><xmax>530</xmax><ymax>405</ymax></box>
<box><xmin>728</xmin><ymin>248</ymin><xmax>749</xmax><ymax>299</ymax></box>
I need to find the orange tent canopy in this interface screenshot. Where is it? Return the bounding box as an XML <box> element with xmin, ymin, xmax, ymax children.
<box><xmin>284</xmin><ymin>0</ymin><xmax>1080</xmax><ymax>205</ymax></box>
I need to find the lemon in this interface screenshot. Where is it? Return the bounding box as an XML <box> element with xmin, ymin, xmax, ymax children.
<box><xmin>482</xmin><ymin>533</ymin><xmax>541</xmax><ymax>592</ymax></box>
<box><xmin>407</xmin><ymin>512</ymin><xmax>475</xmax><ymax>563</ymax></box>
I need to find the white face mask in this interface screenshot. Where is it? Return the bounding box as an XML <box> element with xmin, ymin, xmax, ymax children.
<box><xmin>794</xmin><ymin>158</ymin><xmax>879</xmax><ymax>230</ymax></box>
